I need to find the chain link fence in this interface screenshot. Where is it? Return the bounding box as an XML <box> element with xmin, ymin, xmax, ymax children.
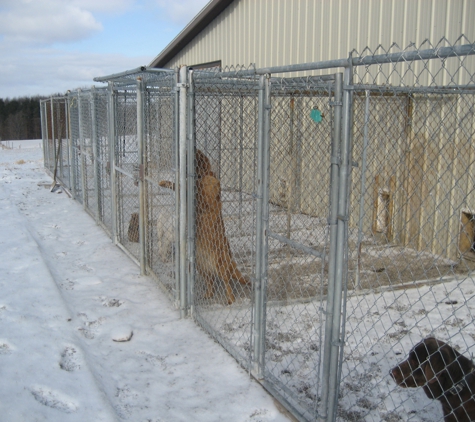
<box><xmin>40</xmin><ymin>97</ymin><xmax>69</xmax><ymax>188</ymax></box>
<box><xmin>41</xmin><ymin>37</ymin><xmax>475</xmax><ymax>422</ymax></box>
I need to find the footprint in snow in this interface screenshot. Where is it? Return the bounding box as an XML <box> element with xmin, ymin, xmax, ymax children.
<box><xmin>0</xmin><ymin>341</ymin><xmax>13</xmax><ymax>355</ymax></box>
<box><xmin>77</xmin><ymin>313</ymin><xmax>106</xmax><ymax>339</ymax></box>
<box><xmin>59</xmin><ymin>346</ymin><xmax>80</xmax><ymax>372</ymax></box>
<box><xmin>101</xmin><ymin>298</ymin><xmax>124</xmax><ymax>308</ymax></box>
<box><xmin>30</xmin><ymin>385</ymin><xmax>78</xmax><ymax>413</ymax></box>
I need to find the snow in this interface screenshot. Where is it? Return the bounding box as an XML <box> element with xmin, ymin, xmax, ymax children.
<box><xmin>0</xmin><ymin>141</ymin><xmax>292</xmax><ymax>422</ymax></box>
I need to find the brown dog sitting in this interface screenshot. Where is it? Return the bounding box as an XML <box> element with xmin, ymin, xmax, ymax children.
<box><xmin>159</xmin><ymin>149</ymin><xmax>249</xmax><ymax>304</ymax></box>
<box><xmin>391</xmin><ymin>337</ymin><xmax>475</xmax><ymax>422</ymax></box>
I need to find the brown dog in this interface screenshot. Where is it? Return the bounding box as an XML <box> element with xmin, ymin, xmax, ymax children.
<box><xmin>391</xmin><ymin>337</ymin><xmax>475</xmax><ymax>422</ymax></box>
<box><xmin>128</xmin><ymin>212</ymin><xmax>139</xmax><ymax>243</ymax></box>
<box><xmin>159</xmin><ymin>149</ymin><xmax>249</xmax><ymax>304</ymax></box>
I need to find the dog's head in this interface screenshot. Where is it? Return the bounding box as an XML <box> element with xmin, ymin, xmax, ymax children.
<box><xmin>195</xmin><ymin>149</ymin><xmax>214</xmax><ymax>178</ymax></box>
<box><xmin>390</xmin><ymin>337</ymin><xmax>472</xmax><ymax>400</ymax></box>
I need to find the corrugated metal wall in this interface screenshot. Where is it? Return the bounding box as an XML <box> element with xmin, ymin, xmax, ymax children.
<box><xmin>163</xmin><ymin>0</ymin><xmax>474</xmax><ymax>75</ymax></box>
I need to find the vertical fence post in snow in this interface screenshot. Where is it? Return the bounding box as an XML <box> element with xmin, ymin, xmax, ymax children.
<box><xmin>329</xmin><ymin>67</ymin><xmax>353</xmax><ymax>422</ymax></box>
<box><xmin>253</xmin><ymin>73</ymin><xmax>271</xmax><ymax>378</ymax></box>
<box><xmin>173</xmin><ymin>68</ymin><xmax>181</xmax><ymax>308</ymax></box>
<box><xmin>108</xmin><ymin>82</ymin><xmax>119</xmax><ymax>245</ymax></box>
<box><xmin>49</xmin><ymin>97</ymin><xmax>55</xmax><ymax>173</ymax></box>
<box><xmin>319</xmin><ymin>72</ymin><xmax>343</xmax><ymax>422</ymax></box>
<box><xmin>137</xmin><ymin>77</ymin><xmax>146</xmax><ymax>275</ymax></box>
<box><xmin>90</xmin><ymin>87</ymin><xmax>102</xmax><ymax>223</ymax></box>
<box><xmin>186</xmin><ymin>69</ymin><xmax>196</xmax><ymax>315</ymax></box>
<box><xmin>178</xmin><ymin>66</ymin><xmax>189</xmax><ymax>318</ymax></box>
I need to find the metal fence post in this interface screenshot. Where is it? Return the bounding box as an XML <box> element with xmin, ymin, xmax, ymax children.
<box><xmin>137</xmin><ymin>77</ymin><xmax>146</xmax><ymax>275</ymax></box>
<box><xmin>328</xmin><ymin>67</ymin><xmax>353</xmax><ymax>422</ymax></box>
<box><xmin>186</xmin><ymin>69</ymin><xmax>196</xmax><ymax>315</ymax></box>
<box><xmin>319</xmin><ymin>72</ymin><xmax>343</xmax><ymax>422</ymax></box>
<box><xmin>253</xmin><ymin>73</ymin><xmax>271</xmax><ymax>378</ymax></box>
<box><xmin>108</xmin><ymin>82</ymin><xmax>118</xmax><ymax>244</ymax></box>
<box><xmin>173</xmin><ymin>68</ymin><xmax>181</xmax><ymax>308</ymax></box>
<box><xmin>49</xmin><ymin>97</ymin><xmax>55</xmax><ymax>173</ymax></box>
<box><xmin>90</xmin><ymin>87</ymin><xmax>101</xmax><ymax>222</ymax></box>
<box><xmin>178</xmin><ymin>66</ymin><xmax>189</xmax><ymax>318</ymax></box>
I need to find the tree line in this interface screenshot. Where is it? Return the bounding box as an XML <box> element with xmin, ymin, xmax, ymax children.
<box><xmin>0</xmin><ymin>96</ymin><xmax>46</xmax><ymax>141</ymax></box>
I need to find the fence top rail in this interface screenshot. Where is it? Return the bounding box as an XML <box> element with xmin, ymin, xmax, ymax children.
<box><xmin>94</xmin><ymin>66</ymin><xmax>175</xmax><ymax>83</ymax></box>
<box><xmin>194</xmin><ymin>42</ymin><xmax>475</xmax><ymax>79</ymax></box>
<box><xmin>40</xmin><ymin>96</ymin><xmax>68</xmax><ymax>103</ymax></box>
<box><xmin>349</xmin><ymin>83</ymin><xmax>475</xmax><ymax>95</ymax></box>
<box><xmin>259</xmin><ymin>42</ymin><xmax>475</xmax><ymax>74</ymax></box>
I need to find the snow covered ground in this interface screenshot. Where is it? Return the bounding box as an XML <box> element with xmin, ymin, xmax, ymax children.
<box><xmin>0</xmin><ymin>140</ymin><xmax>293</xmax><ymax>422</ymax></box>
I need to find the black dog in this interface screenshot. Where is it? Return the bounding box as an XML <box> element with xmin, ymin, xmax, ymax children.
<box><xmin>391</xmin><ymin>337</ymin><xmax>475</xmax><ymax>421</ymax></box>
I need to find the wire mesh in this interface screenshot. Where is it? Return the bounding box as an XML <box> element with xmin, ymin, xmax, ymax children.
<box><xmin>114</xmin><ymin>87</ymin><xmax>140</xmax><ymax>261</ymax></box>
<box><xmin>93</xmin><ymin>89</ymin><xmax>113</xmax><ymax>234</ymax></box>
<box><xmin>143</xmin><ymin>75</ymin><xmax>178</xmax><ymax>300</ymax></box>
<box><xmin>337</xmin><ymin>38</ymin><xmax>475</xmax><ymax>422</ymax></box>
<box><xmin>78</xmin><ymin>91</ymin><xmax>98</xmax><ymax>218</ymax></box>
<box><xmin>189</xmin><ymin>67</ymin><xmax>259</xmax><ymax>369</ymax></box>
<box><xmin>68</xmin><ymin>93</ymin><xmax>83</xmax><ymax>203</ymax></box>
<box><xmin>262</xmin><ymin>76</ymin><xmax>335</xmax><ymax>419</ymax></box>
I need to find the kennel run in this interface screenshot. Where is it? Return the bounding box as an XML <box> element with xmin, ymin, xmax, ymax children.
<box><xmin>41</xmin><ymin>37</ymin><xmax>475</xmax><ymax>421</ymax></box>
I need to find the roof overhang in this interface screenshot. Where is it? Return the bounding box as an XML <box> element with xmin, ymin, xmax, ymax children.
<box><xmin>149</xmin><ymin>0</ymin><xmax>234</xmax><ymax>68</ymax></box>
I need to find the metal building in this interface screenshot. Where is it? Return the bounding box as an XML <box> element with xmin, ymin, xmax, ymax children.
<box><xmin>150</xmin><ymin>0</ymin><xmax>474</xmax><ymax>73</ymax></box>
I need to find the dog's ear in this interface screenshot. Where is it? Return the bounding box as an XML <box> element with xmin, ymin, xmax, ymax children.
<box><xmin>423</xmin><ymin>345</ymin><xmax>456</xmax><ymax>399</ymax></box>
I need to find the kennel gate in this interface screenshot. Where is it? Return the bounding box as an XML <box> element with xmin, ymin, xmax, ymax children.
<box><xmin>183</xmin><ymin>67</ymin><xmax>349</xmax><ymax>421</ymax></box>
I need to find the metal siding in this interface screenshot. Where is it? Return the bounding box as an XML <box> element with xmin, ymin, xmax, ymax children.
<box><xmin>163</xmin><ymin>0</ymin><xmax>473</xmax><ymax>71</ymax></box>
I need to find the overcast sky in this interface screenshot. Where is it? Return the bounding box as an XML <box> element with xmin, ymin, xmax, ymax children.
<box><xmin>0</xmin><ymin>0</ymin><xmax>210</xmax><ymax>98</ymax></box>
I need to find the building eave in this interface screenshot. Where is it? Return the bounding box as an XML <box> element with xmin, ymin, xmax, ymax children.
<box><xmin>149</xmin><ymin>0</ymin><xmax>235</xmax><ymax>68</ymax></box>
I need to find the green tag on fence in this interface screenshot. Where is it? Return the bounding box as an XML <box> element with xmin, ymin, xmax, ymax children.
<box><xmin>310</xmin><ymin>108</ymin><xmax>322</xmax><ymax>123</ymax></box>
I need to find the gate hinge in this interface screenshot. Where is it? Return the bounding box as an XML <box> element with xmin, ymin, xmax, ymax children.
<box><xmin>176</xmin><ymin>83</ymin><xmax>189</xmax><ymax>89</ymax></box>
<box><xmin>329</xmin><ymin>100</ymin><xmax>343</xmax><ymax>107</ymax></box>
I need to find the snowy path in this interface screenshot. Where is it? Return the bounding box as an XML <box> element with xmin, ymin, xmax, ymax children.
<box><xmin>0</xmin><ymin>143</ymin><xmax>291</xmax><ymax>422</ymax></box>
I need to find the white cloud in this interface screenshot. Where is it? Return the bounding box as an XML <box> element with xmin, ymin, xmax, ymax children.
<box><xmin>154</xmin><ymin>0</ymin><xmax>209</xmax><ymax>25</ymax></box>
<box><xmin>0</xmin><ymin>46</ymin><xmax>150</xmax><ymax>97</ymax></box>
<box><xmin>0</xmin><ymin>0</ymin><xmax>137</xmax><ymax>46</ymax></box>
<box><xmin>70</xmin><ymin>0</ymin><xmax>136</xmax><ymax>14</ymax></box>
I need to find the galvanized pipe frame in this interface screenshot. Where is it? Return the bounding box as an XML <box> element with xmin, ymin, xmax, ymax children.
<box><xmin>108</xmin><ymin>82</ymin><xmax>119</xmax><ymax>245</ymax></box>
<box><xmin>178</xmin><ymin>66</ymin><xmax>189</xmax><ymax>318</ymax></box>
<box><xmin>186</xmin><ymin>69</ymin><xmax>197</xmax><ymax>316</ymax></box>
<box><xmin>136</xmin><ymin>77</ymin><xmax>147</xmax><ymax>275</ymax></box>
<box><xmin>253</xmin><ymin>73</ymin><xmax>272</xmax><ymax>379</ymax></box>
<box><xmin>318</xmin><ymin>72</ymin><xmax>344</xmax><ymax>422</ymax></box>
<box><xmin>40</xmin><ymin>39</ymin><xmax>475</xmax><ymax>422</ymax></box>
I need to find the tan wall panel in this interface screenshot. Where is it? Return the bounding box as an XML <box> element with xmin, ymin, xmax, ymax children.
<box><xmin>161</xmin><ymin>0</ymin><xmax>473</xmax><ymax>80</ymax></box>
